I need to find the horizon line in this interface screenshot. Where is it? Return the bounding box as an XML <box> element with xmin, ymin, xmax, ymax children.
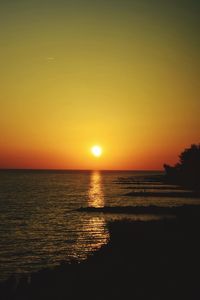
<box><xmin>0</xmin><ymin>168</ymin><xmax>164</xmax><ymax>172</ymax></box>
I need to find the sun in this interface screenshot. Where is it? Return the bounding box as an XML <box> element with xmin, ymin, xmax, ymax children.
<box><xmin>91</xmin><ymin>145</ymin><xmax>102</xmax><ymax>157</ymax></box>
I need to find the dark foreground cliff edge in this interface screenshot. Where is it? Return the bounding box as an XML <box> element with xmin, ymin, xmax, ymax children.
<box><xmin>1</xmin><ymin>205</ymin><xmax>200</xmax><ymax>300</ymax></box>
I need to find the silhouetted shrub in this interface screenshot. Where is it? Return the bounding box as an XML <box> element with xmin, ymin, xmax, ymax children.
<box><xmin>164</xmin><ymin>144</ymin><xmax>200</xmax><ymax>189</ymax></box>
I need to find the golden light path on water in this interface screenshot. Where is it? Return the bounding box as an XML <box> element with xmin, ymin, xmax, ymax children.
<box><xmin>88</xmin><ymin>171</ymin><xmax>105</xmax><ymax>208</ymax></box>
<box><xmin>70</xmin><ymin>171</ymin><xmax>108</xmax><ymax>260</ymax></box>
<box><xmin>83</xmin><ymin>170</ymin><xmax>108</xmax><ymax>251</ymax></box>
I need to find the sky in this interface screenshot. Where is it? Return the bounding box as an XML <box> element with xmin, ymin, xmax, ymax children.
<box><xmin>0</xmin><ymin>0</ymin><xmax>199</xmax><ymax>170</ymax></box>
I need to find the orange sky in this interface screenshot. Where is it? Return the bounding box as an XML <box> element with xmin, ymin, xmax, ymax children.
<box><xmin>0</xmin><ymin>0</ymin><xmax>199</xmax><ymax>170</ymax></box>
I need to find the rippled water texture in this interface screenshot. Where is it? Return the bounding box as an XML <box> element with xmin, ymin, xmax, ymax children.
<box><xmin>0</xmin><ymin>170</ymin><xmax>199</xmax><ymax>281</ymax></box>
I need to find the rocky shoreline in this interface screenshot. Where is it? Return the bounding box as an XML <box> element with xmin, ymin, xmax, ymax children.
<box><xmin>1</xmin><ymin>205</ymin><xmax>200</xmax><ymax>300</ymax></box>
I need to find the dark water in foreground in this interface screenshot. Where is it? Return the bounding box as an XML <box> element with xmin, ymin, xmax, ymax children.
<box><xmin>0</xmin><ymin>170</ymin><xmax>199</xmax><ymax>281</ymax></box>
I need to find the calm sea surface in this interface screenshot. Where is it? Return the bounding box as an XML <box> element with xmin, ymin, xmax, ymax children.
<box><xmin>0</xmin><ymin>170</ymin><xmax>199</xmax><ymax>281</ymax></box>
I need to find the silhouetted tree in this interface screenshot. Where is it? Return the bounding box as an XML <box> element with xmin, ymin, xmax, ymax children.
<box><xmin>179</xmin><ymin>144</ymin><xmax>200</xmax><ymax>171</ymax></box>
<box><xmin>164</xmin><ymin>144</ymin><xmax>200</xmax><ymax>189</ymax></box>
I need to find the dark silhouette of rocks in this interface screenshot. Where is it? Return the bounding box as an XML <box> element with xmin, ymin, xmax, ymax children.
<box><xmin>1</xmin><ymin>205</ymin><xmax>200</xmax><ymax>300</ymax></box>
<box><xmin>124</xmin><ymin>191</ymin><xmax>200</xmax><ymax>198</ymax></box>
<box><xmin>164</xmin><ymin>143</ymin><xmax>200</xmax><ymax>190</ymax></box>
<box><xmin>77</xmin><ymin>204</ymin><xmax>200</xmax><ymax>215</ymax></box>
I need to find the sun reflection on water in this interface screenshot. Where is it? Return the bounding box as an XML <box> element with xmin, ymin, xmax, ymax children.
<box><xmin>69</xmin><ymin>171</ymin><xmax>108</xmax><ymax>259</ymax></box>
<box><xmin>88</xmin><ymin>171</ymin><xmax>105</xmax><ymax>208</ymax></box>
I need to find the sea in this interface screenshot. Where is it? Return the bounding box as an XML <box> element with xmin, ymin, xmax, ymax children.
<box><xmin>0</xmin><ymin>170</ymin><xmax>199</xmax><ymax>282</ymax></box>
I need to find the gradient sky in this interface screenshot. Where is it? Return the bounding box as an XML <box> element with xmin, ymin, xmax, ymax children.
<box><xmin>0</xmin><ymin>0</ymin><xmax>199</xmax><ymax>170</ymax></box>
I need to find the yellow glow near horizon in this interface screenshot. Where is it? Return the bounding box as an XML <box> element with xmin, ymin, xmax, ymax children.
<box><xmin>91</xmin><ymin>146</ymin><xmax>102</xmax><ymax>157</ymax></box>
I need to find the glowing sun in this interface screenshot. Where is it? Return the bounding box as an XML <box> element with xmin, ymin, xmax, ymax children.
<box><xmin>91</xmin><ymin>145</ymin><xmax>102</xmax><ymax>157</ymax></box>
